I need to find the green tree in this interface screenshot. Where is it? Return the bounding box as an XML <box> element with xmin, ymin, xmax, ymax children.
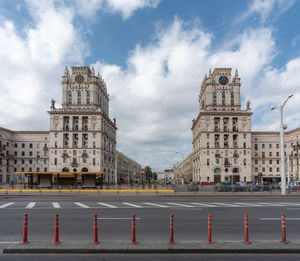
<box><xmin>145</xmin><ymin>166</ymin><xmax>153</xmax><ymax>183</ymax></box>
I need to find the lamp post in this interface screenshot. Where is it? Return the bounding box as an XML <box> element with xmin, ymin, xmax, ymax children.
<box><xmin>271</xmin><ymin>94</ymin><xmax>293</xmax><ymax>195</ymax></box>
<box><xmin>176</xmin><ymin>152</ymin><xmax>184</xmax><ymax>184</ymax></box>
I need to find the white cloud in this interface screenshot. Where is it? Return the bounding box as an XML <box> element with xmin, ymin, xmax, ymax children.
<box><xmin>0</xmin><ymin>0</ymin><xmax>84</xmax><ymax>129</ymax></box>
<box><xmin>75</xmin><ymin>0</ymin><xmax>160</xmax><ymax>19</ymax></box>
<box><xmin>238</xmin><ymin>0</ymin><xmax>295</xmax><ymax>23</ymax></box>
<box><xmin>93</xmin><ymin>18</ymin><xmax>279</xmax><ymax>170</ymax></box>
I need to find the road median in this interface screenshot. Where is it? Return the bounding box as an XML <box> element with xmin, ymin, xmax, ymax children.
<box><xmin>4</xmin><ymin>241</ymin><xmax>300</xmax><ymax>254</ymax></box>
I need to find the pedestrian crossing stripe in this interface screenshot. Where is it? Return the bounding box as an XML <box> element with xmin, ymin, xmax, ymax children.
<box><xmin>0</xmin><ymin>201</ymin><xmax>300</xmax><ymax>209</ymax></box>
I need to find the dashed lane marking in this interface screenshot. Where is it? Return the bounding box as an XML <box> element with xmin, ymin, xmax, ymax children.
<box><xmin>52</xmin><ymin>202</ymin><xmax>61</xmax><ymax>208</ymax></box>
<box><xmin>74</xmin><ymin>202</ymin><xmax>90</xmax><ymax>208</ymax></box>
<box><xmin>122</xmin><ymin>202</ymin><xmax>143</xmax><ymax>208</ymax></box>
<box><xmin>212</xmin><ymin>203</ymin><xmax>240</xmax><ymax>207</ymax></box>
<box><xmin>0</xmin><ymin>202</ymin><xmax>15</xmax><ymax>208</ymax></box>
<box><xmin>25</xmin><ymin>202</ymin><xmax>36</xmax><ymax>208</ymax></box>
<box><xmin>97</xmin><ymin>203</ymin><xmax>118</xmax><ymax>208</ymax></box>
<box><xmin>167</xmin><ymin>202</ymin><xmax>195</xmax><ymax>208</ymax></box>
<box><xmin>191</xmin><ymin>203</ymin><xmax>218</xmax><ymax>207</ymax></box>
<box><xmin>143</xmin><ymin>202</ymin><xmax>168</xmax><ymax>208</ymax></box>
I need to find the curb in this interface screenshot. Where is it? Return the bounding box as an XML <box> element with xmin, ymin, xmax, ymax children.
<box><xmin>4</xmin><ymin>241</ymin><xmax>300</xmax><ymax>254</ymax></box>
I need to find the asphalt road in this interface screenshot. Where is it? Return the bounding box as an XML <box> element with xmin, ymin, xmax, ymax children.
<box><xmin>1</xmin><ymin>195</ymin><xmax>300</xmax><ymax>260</ymax></box>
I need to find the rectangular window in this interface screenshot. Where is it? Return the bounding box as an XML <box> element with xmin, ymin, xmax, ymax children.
<box><xmin>262</xmin><ymin>167</ymin><xmax>265</xmax><ymax>172</ymax></box>
<box><xmin>29</xmin><ymin>151</ymin><xmax>32</xmax><ymax>156</ymax></box>
<box><xmin>29</xmin><ymin>159</ymin><xmax>32</xmax><ymax>164</ymax></box>
<box><xmin>269</xmin><ymin>167</ymin><xmax>272</xmax><ymax>172</ymax></box>
<box><xmin>276</xmin><ymin>152</ymin><xmax>279</xmax><ymax>156</ymax></box>
<box><xmin>262</xmin><ymin>160</ymin><xmax>265</xmax><ymax>164</ymax></box>
<box><xmin>234</xmin><ymin>158</ymin><xmax>238</xmax><ymax>164</ymax></box>
<box><xmin>22</xmin><ymin>143</ymin><xmax>25</xmax><ymax>148</ymax></box>
<box><xmin>277</xmin><ymin>160</ymin><xmax>280</xmax><ymax>164</ymax></box>
<box><xmin>73</xmin><ymin>150</ymin><xmax>77</xmax><ymax>156</ymax></box>
<box><xmin>37</xmin><ymin>143</ymin><xmax>40</xmax><ymax>148</ymax></box>
<box><xmin>216</xmin><ymin>158</ymin><xmax>219</xmax><ymax>164</ymax></box>
<box><xmin>262</xmin><ymin>144</ymin><xmax>265</xmax><ymax>149</ymax></box>
<box><xmin>269</xmin><ymin>152</ymin><xmax>272</xmax><ymax>156</ymax></box>
<box><xmin>86</xmin><ymin>98</ymin><xmax>90</xmax><ymax>104</ymax></box>
<box><xmin>68</xmin><ymin>98</ymin><xmax>72</xmax><ymax>104</ymax></box>
<box><xmin>269</xmin><ymin>144</ymin><xmax>272</xmax><ymax>149</ymax></box>
<box><xmin>93</xmin><ymin>158</ymin><xmax>96</xmax><ymax>165</ymax></box>
<box><xmin>14</xmin><ymin>151</ymin><xmax>17</xmax><ymax>156</ymax></box>
<box><xmin>255</xmin><ymin>144</ymin><xmax>258</xmax><ymax>150</ymax></box>
<box><xmin>207</xmin><ymin>159</ymin><xmax>210</xmax><ymax>166</ymax></box>
<box><xmin>255</xmin><ymin>167</ymin><xmax>258</xmax><ymax>172</ymax></box>
<box><xmin>78</xmin><ymin>98</ymin><xmax>81</xmax><ymax>104</ymax></box>
<box><xmin>276</xmin><ymin>144</ymin><xmax>279</xmax><ymax>148</ymax></box>
<box><xmin>54</xmin><ymin>158</ymin><xmax>57</xmax><ymax>165</ymax></box>
<box><xmin>255</xmin><ymin>160</ymin><xmax>258</xmax><ymax>164</ymax></box>
<box><xmin>262</xmin><ymin>152</ymin><xmax>265</xmax><ymax>158</ymax></box>
<box><xmin>83</xmin><ymin>158</ymin><xmax>87</xmax><ymax>163</ymax></box>
<box><xmin>277</xmin><ymin>167</ymin><xmax>280</xmax><ymax>172</ymax></box>
<box><xmin>29</xmin><ymin>143</ymin><xmax>33</xmax><ymax>148</ymax></box>
<box><xmin>269</xmin><ymin>160</ymin><xmax>272</xmax><ymax>164</ymax></box>
<box><xmin>14</xmin><ymin>143</ymin><xmax>18</xmax><ymax>148</ymax></box>
<box><xmin>22</xmin><ymin>151</ymin><xmax>25</xmax><ymax>156</ymax></box>
<box><xmin>93</xmin><ymin>150</ymin><xmax>96</xmax><ymax>155</ymax></box>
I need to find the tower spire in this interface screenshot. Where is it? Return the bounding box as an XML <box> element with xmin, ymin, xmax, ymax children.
<box><xmin>235</xmin><ymin>68</ymin><xmax>239</xmax><ymax>78</ymax></box>
<box><xmin>209</xmin><ymin>68</ymin><xmax>212</xmax><ymax>77</ymax></box>
<box><xmin>64</xmin><ymin>66</ymin><xmax>69</xmax><ymax>76</ymax></box>
<box><xmin>91</xmin><ymin>66</ymin><xmax>95</xmax><ymax>76</ymax></box>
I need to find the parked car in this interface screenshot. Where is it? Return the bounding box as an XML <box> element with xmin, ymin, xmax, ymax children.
<box><xmin>215</xmin><ymin>182</ymin><xmax>232</xmax><ymax>192</ymax></box>
<box><xmin>187</xmin><ymin>183</ymin><xmax>199</xmax><ymax>191</ymax></box>
<box><xmin>245</xmin><ymin>184</ymin><xmax>259</xmax><ymax>192</ymax></box>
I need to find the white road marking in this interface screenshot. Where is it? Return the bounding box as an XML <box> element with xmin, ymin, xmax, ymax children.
<box><xmin>97</xmin><ymin>203</ymin><xmax>118</xmax><ymax>208</ymax></box>
<box><xmin>97</xmin><ymin>218</ymin><xmax>141</xmax><ymax>220</ymax></box>
<box><xmin>0</xmin><ymin>202</ymin><xmax>15</xmax><ymax>208</ymax></box>
<box><xmin>233</xmin><ymin>203</ymin><xmax>264</xmax><ymax>207</ymax></box>
<box><xmin>122</xmin><ymin>202</ymin><xmax>143</xmax><ymax>208</ymax></box>
<box><xmin>260</xmin><ymin>218</ymin><xmax>300</xmax><ymax>220</ymax></box>
<box><xmin>191</xmin><ymin>203</ymin><xmax>218</xmax><ymax>207</ymax></box>
<box><xmin>74</xmin><ymin>202</ymin><xmax>90</xmax><ymax>208</ymax></box>
<box><xmin>167</xmin><ymin>202</ymin><xmax>194</xmax><ymax>208</ymax></box>
<box><xmin>52</xmin><ymin>202</ymin><xmax>61</xmax><ymax>208</ymax></box>
<box><xmin>212</xmin><ymin>203</ymin><xmax>240</xmax><ymax>207</ymax></box>
<box><xmin>278</xmin><ymin>202</ymin><xmax>300</xmax><ymax>206</ymax></box>
<box><xmin>0</xmin><ymin>242</ymin><xmax>19</xmax><ymax>244</ymax></box>
<box><xmin>25</xmin><ymin>202</ymin><xmax>36</xmax><ymax>208</ymax></box>
<box><xmin>287</xmin><ymin>208</ymin><xmax>300</xmax><ymax>210</ymax></box>
<box><xmin>256</xmin><ymin>202</ymin><xmax>285</xmax><ymax>206</ymax></box>
<box><xmin>143</xmin><ymin>202</ymin><xmax>168</xmax><ymax>208</ymax></box>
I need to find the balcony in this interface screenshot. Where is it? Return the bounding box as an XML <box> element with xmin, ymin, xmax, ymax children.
<box><xmin>215</xmin><ymin>153</ymin><xmax>221</xmax><ymax>158</ymax></box>
<box><xmin>0</xmin><ymin>144</ymin><xmax>6</xmax><ymax>150</ymax></box>
<box><xmin>233</xmin><ymin>154</ymin><xmax>239</xmax><ymax>158</ymax></box>
<box><xmin>81</xmin><ymin>152</ymin><xmax>89</xmax><ymax>158</ymax></box>
<box><xmin>62</xmin><ymin>152</ymin><xmax>69</xmax><ymax>158</ymax></box>
<box><xmin>224</xmin><ymin>162</ymin><xmax>230</xmax><ymax>167</ymax></box>
<box><xmin>71</xmin><ymin>160</ymin><xmax>78</xmax><ymax>167</ymax></box>
<box><xmin>293</xmin><ymin>144</ymin><xmax>300</xmax><ymax>150</ymax></box>
<box><xmin>43</xmin><ymin>145</ymin><xmax>48</xmax><ymax>151</ymax></box>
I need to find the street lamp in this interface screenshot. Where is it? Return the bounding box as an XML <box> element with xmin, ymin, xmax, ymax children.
<box><xmin>175</xmin><ymin>152</ymin><xmax>184</xmax><ymax>184</ymax></box>
<box><xmin>271</xmin><ymin>94</ymin><xmax>293</xmax><ymax>195</ymax></box>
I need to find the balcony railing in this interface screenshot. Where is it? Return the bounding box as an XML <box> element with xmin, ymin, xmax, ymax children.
<box><xmin>82</xmin><ymin>152</ymin><xmax>89</xmax><ymax>158</ymax></box>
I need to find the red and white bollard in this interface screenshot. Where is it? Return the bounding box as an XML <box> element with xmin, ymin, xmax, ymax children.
<box><xmin>169</xmin><ymin>214</ymin><xmax>175</xmax><ymax>244</ymax></box>
<box><xmin>22</xmin><ymin>214</ymin><xmax>29</xmax><ymax>244</ymax></box>
<box><xmin>280</xmin><ymin>213</ymin><xmax>288</xmax><ymax>244</ymax></box>
<box><xmin>243</xmin><ymin>214</ymin><xmax>251</xmax><ymax>244</ymax></box>
<box><xmin>206</xmin><ymin>214</ymin><xmax>213</xmax><ymax>244</ymax></box>
<box><xmin>53</xmin><ymin>214</ymin><xmax>61</xmax><ymax>245</ymax></box>
<box><xmin>93</xmin><ymin>214</ymin><xmax>99</xmax><ymax>244</ymax></box>
<box><xmin>131</xmin><ymin>214</ymin><xmax>137</xmax><ymax>245</ymax></box>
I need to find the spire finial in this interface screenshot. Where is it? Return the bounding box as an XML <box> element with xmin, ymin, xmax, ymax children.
<box><xmin>235</xmin><ymin>68</ymin><xmax>239</xmax><ymax>78</ymax></box>
<box><xmin>209</xmin><ymin>68</ymin><xmax>212</xmax><ymax>76</ymax></box>
<box><xmin>91</xmin><ymin>66</ymin><xmax>95</xmax><ymax>76</ymax></box>
<box><xmin>97</xmin><ymin>71</ymin><xmax>100</xmax><ymax>78</ymax></box>
<box><xmin>64</xmin><ymin>66</ymin><xmax>69</xmax><ymax>76</ymax></box>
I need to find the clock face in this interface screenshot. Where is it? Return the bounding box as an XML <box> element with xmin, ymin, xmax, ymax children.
<box><xmin>219</xmin><ymin>76</ymin><xmax>228</xmax><ymax>85</ymax></box>
<box><xmin>75</xmin><ymin>74</ymin><xmax>84</xmax><ymax>84</ymax></box>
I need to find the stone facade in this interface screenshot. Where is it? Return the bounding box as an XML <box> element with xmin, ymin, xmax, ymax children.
<box><xmin>0</xmin><ymin>66</ymin><xmax>140</xmax><ymax>185</ymax></box>
<box><xmin>116</xmin><ymin>151</ymin><xmax>141</xmax><ymax>184</ymax></box>
<box><xmin>191</xmin><ymin>68</ymin><xmax>300</xmax><ymax>184</ymax></box>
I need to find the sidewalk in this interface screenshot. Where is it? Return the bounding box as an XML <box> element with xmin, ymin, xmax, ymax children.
<box><xmin>4</xmin><ymin>241</ymin><xmax>300</xmax><ymax>254</ymax></box>
<box><xmin>1</xmin><ymin>189</ymin><xmax>300</xmax><ymax>197</ymax></box>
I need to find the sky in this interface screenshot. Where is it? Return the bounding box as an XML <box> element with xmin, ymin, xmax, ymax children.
<box><xmin>0</xmin><ymin>0</ymin><xmax>300</xmax><ymax>171</ymax></box>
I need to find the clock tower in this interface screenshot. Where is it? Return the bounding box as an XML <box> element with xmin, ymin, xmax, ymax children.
<box><xmin>192</xmin><ymin>68</ymin><xmax>252</xmax><ymax>184</ymax></box>
<box><xmin>48</xmin><ymin>66</ymin><xmax>117</xmax><ymax>185</ymax></box>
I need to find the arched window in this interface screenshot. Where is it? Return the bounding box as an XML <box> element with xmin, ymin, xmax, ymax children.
<box><xmin>224</xmin><ymin>126</ymin><xmax>228</xmax><ymax>132</ymax></box>
<box><xmin>213</xmin><ymin>91</ymin><xmax>217</xmax><ymax>98</ymax></box>
<box><xmin>231</xmin><ymin>91</ymin><xmax>234</xmax><ymax>98</ymax></box>
<box><xmin>201</xmin><ymin>100</ymin><xmax>205</xmax><ymax>109</ymax></box>
<box><xmin>68</xmin><ymin>90</ymin><xmax>72</xmax><ymax>97</ymax></box>
<box><xmin>62</xmin><ymin>167</ymin><xmax>69</xmax><ymax>172</ymax></box>
<box><xmin>233</xmin><ymin>168</ymin><xmax>239</xmax><ymax>173</ymax></box>
<box><xmin>222</xmin><ymin>91</ymin><xmax>225</xmax><ymax>98</ymax></box>
<box><xmin>81</xmin><ymin>167</ymin><xmax>88</xmax><ymax>172</ymax></box>
<box><xmin>214</xmin><ymin>168</ymin><xmax>221</xmax><ymax>174</ymax></box>
<box><xmin>86</xmin><ymin>90</ymin><xmax>90</xmax><ymax>97</ymax></box>
<box><xmin>77</xmin><ymin>91</ymin><xmax>81</xmax><ymax>97</ymax></box>
<box><xmin>214</xmin><ymin>126</ymin><xmax>219</xmax><ymax>132</ymax></box>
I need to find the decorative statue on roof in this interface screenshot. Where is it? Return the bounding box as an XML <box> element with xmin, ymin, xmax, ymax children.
<box><xmin>246</xmin><ymin>100</ymin><xmax>251</xmax><ymax>110</ymax></box>
<box><xmin>51</xmin><ymin>99</ymin><xmax>56</xmax><ymax>109</ymax></box>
